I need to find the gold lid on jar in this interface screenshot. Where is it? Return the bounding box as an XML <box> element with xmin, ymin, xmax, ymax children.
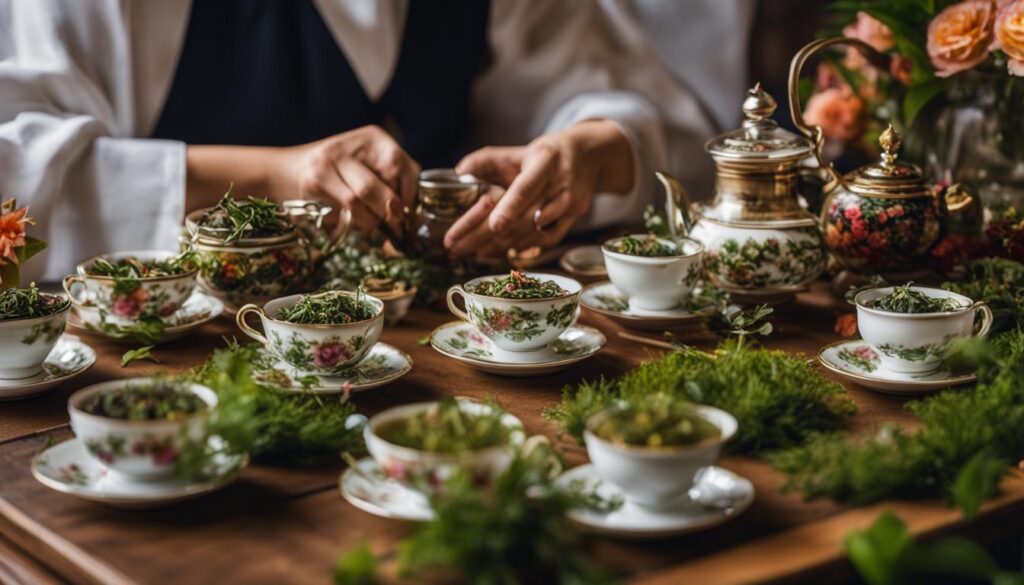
<box><xmin>842</xmin><ymin>125</ymin><xmax>932</xmax><ymax>199</ymax></box>
<box><xmin>704</xmin><ymin>83</ymin><xmax>813</xmax><ymax>164</ymax></box>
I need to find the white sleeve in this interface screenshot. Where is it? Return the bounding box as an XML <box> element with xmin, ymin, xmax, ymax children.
<box><xmin>475</xmin><ymin>0</ymin><xmax>718</xmax><ymax>231</ymax></box>
<box><xmin>0</xmin><ymin>0</ymin><xmax>186</xmax><ymax>283</ymax></box>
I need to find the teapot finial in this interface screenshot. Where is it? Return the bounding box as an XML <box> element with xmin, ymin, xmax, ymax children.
<box><xmin>742</xmin><ymin>83</ymin><xmax>777</xmax><ymax>121</ymax></box>
<box><xmin>879</xmin><ymin>124</ymin><xmax>902</xmax><ymax>165</ymax></box>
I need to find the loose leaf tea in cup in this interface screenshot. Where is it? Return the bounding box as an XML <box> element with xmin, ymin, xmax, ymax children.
<box><xmin>603</xmin><ymin>234</ymin><xmax>680</xmax><ymax>257</ymax></box>
<box><xmin>375</xmin><ymin>397</ymin><xmax>512</xmax><ymax>454</ymax></box>
<box><xmin>275</xmin><ymin>290</ymin><xmax>376</xmax><ymax>324</ymax></box>
<box><xmin>872</xmin><ymin>283</ymin><xmax>966</xmax><ymax>314</ymax></box>
<box><xmin>80</xmin><ymin>381</ymin><xmax>208</xmax><ymax>421</ymax></box>
<box><xmin>468</xmin><ymin>270</ymin><xmax>568</xmax><ymax>299</ymax></box>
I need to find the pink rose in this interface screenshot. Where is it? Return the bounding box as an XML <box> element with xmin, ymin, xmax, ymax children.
<box><xmin>843</xmin><ymin>11</ymin><xmax>895</xmax><ymax>76</ymax></box>
<box><xmin>927</xmin><ymin>1</ymin><xmax>996</xmax><ymax>77</ymax></box>
<box><xmin>845</xmin><ymin>204</ymin><xmax>862</xmax><ymax>220</ymax></box>
<box><xmin>996</xmin><ymin>0</ymin><xmax>1024</xmax><ymax>75</ymax></box>
<box><xmin>851</xmin><ymin>219</ymin><xmax>869</xmax><ymax>240</ymax></box>
<box><xmin>313</xmin><ymin>343</ymin><xmax>350</xmax><ymax>368</ymax></box>
<box><xmin>804</xmin><ymin>87</ymin><xmax>865</xmax><ymax>144</ymax></box>
<box><xmin>112</xmin><ymin>294</ymin><xmax>141</xmax><ymax>318</ymax></box>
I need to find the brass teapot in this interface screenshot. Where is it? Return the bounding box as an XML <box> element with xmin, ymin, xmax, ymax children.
<box><xmin>789</xmin><ymin>37</ymin><xmax>977</xmax><ymax>274</ymax></box>
<box><xmin>658</xmin><ymin>83</ymin><xmax>827</xmax><ymax>301</ymax></box>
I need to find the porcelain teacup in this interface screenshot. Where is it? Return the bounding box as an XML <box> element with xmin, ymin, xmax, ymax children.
<box><xmin>68</xmin><ymin>378</ymin><xmax>217</xmax><ymax>480</ymax></box>
<box><xmin>236</xmin><ymin>292</ymin><xmax>384</xmax><ymax>376</ymax></box>
<box><xmin>63</xmin><ymin>250</ymin><xmax>198</xmax><ymax>322</ymax></box>
<box><xmin>601</xmin><ymin>235</ymin><xmax>704</xmax><ymax>311</ymax></box>
<box><xmin>446</xmin><ymin>273</ymin><xmax>581</xmax><ymax>352</ymax></box>
<box><xmin>855</xmin><ymin>286</ymin><xmax>993</xmax><ymax>374</ymax></box>
<box><xmin>583</xmin><ymin>404</ymin><xmax>736</xmax><ymax>510</ymax></box>
<box><xmin>0</xmin><ymin>293</ymin><xmax>71</xmax><ymax>379</ymax></box>
<box><xmin>363</xmin><ymin>400</ymin><xmax>524</xmax><ymax>496</ymax></box>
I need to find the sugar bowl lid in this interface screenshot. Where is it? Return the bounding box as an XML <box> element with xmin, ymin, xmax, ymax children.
<box><xmin>705</xmin><ymin>83</ymin><xmax>813</xmax><ymax>161</ymax></box>
<box><xmin>844</xmin><ymin>125</ymin><xmax>930</xmax><ymax>197</ymax></box>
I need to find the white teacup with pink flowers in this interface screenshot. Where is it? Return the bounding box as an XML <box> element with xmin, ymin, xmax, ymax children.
<box><xmin>64</xmin><ymin>250</ymin><xmax>198</xmax><ymax>322</ymax></box>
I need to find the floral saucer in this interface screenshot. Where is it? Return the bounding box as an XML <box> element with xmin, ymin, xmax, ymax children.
<box><xmin>0</xmin><ymin>336</ymin><xmax>96</xmax><ymax>401</ymax></box>
<box><xmin>32</xmin><ymin>438</ymin><xmax>247</xmax><ymax>508</ymax></box>
<box><xmin>580</xmin><ymin>281</ymin><xmax>716</xmax><ymax>331</ymax></box>
<box><xmin>429</xmin><ymin>321</ymin><xmax>606</xmax><ymax>377</ymax></box>
<box><xmin>555</xmin><ymin>464</ymin><xmax>754</xmax><ymax>539</ymax></box>
<box><xmin>68</xmin><ymin>289</ymin><xmax>224</xmax><ymax>343</ymax></box>
<box><xmin>818</xmin><ymin>340</ymin><xmax>976</xmax><ymax>395</ymax></box>
<box><xmin>254</xmin><ymin>342</ymin><xmax>413</xmax><ymax>394</ymax></box>
<box><xmin>339</xmin><ymin>457</ymin><xmax>433</xmax><ymax>521</ymax></box>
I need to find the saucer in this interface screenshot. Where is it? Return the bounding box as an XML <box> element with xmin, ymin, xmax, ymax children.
<box><xmin>340</xmin><ymin>457</ymin><xmax>434</xmax><ymax>521</ymax></box>
<box><xmin>254</xmin><ymin>342</ymin><xmax>412</xmax><ymax>394</ymax></box>
<box><xmin>580</xmin><ymin>281</ymin><xmax>716</xmax><ymax>331</ymax></box>
<box><xmin>68</xmin><ymin>289</ymin><xmax>224</xmax><ymax>344</ymax></box>
<box><xmin>32</xmin><ymin>438</ymin><xmax>247</xmax><ymax>508</ymax></box>
<box><xmin>555</xmin><ymin>464</ymin><xmax>754</xmax><ymax>539</ymax></box>
<box><xmin>0</xmin><ymin>336</ymin><xmax>96</xmax><ymax>400</ymax></box>
<box><xmin>818</xmin><ymin>340</ymin><xmax>976</xmax><ymax>395</ymax></box>
<box><xmin>559</xmin><ymin>245</ymin><xmax>607</xmax><ymax>281</ymax></box>
<box><xmin>429</xmin><ymin>321</ymin><xmax>605</xmax><ymax>377</ymax></box>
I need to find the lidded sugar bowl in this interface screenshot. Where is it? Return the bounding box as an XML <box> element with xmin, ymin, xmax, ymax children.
<box><xmin>658</xmin><ymin>83</ymin><xmax>827</xmax><ymax>301</ymax></box>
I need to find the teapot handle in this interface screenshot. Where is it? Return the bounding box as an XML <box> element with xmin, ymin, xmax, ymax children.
<box><xmin>788</xmin><ymin>37</ymin><xmax>892</xmax><ymax>183</ymax></box>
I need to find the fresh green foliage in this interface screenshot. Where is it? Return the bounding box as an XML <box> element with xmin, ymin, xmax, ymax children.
<box><xmin>87</xmin><ymin>314</ymin><xmax>165</xmax><ymax>344</ymax></box>
<box><xmin>845</xmin><ymin>511</ymin><xmax>1024</xmax><ymax>585</ymax></box>
<box><xmin>950</xmin><ymin>450</ymin><xmax>1007</xmax><ymax>521</ymax></box>
<box><xmin>719</xmin><ymin>304</ymin><xmax>773</xmax><ymax>350</ymax></box>
<box><xmin>333</xmin><ymin>543</ymin><xmax>378</xmax><ymax>585</ymax></box>
<box><xmin>198</xmin><ymin>189</ymin><xmax>290</xmax><ymax>243</ymax></box>
<box><xmin>178</xmin><ymin>342</ymin><xmax>364</xmax><ymax>479</ymax></box>
<box><xmin>376</xmin><ymin>398</ymin><xmax>513</xmax><ymax>454</ymax></box>
<box><xmin>276</xmin><ymin>290</ymin><xmax>376</xmax><ymax>324</ymax></box>
<box><xmin>604</xmin><ymin>234</ymin><xmax>679</xmax><ymax>257</ymax></box>
<box><xmin>590</xmin><ymin>395</ymin><xmax>720</xmax><ymax>448</ymax></box>
<box><xmin>81</xmin><ymin>381</ymin><xmax>206</xmax><ymax>421</ymax></box>
<box><xmin>871</xmin><ymin>283</ymin><xmax>964</xmax><ymax>313</ymax></box>
<box><xmin>395</xmin><ymin>442</ymin><xmax>618</xmax><ymax>584</ymax></box>
<box><xmin>469</xmin><ymin>270</ymin><xmax>568</xmax><ymax>299</ymax></box>
<box><xmin>86</xmin><ymin>253</ymin><xmax>196</xmax><ymax>279</ymax></box>
<box><xmin>120</xmin><ymin>345</ymin><xmax>159</xmax><ymax>367</ymax></box>
<box><xmin>944</xmin><ymin>259</ymin><xmax>1024</xmax><ymax>334</ymax></box>
<box><xmin>545</xmin><ymin>341</ymin><xmax>854</xmax><ymax>455</ymax></box>
<box><xmin>0</xmin><ymin>286</ymin><xmax>68</xmax><ymax>320</ymax></box>
<box><xmin>772</xmin><ymin>328</ymin><xmax>1024</xmax><ymax>505</ymax></box>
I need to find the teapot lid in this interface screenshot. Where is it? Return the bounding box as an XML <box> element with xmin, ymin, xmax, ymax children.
<box><xmin>844</xmin><ymin>125</ymin><xmax>930</xmax><ymax>197</ymax></box>
<box><xmin>705</xmin><ymin>83</ymin><xmax>812</xmax><ymax>162</ymax></box>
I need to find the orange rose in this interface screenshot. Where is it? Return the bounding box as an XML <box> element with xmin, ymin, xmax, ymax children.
<box><xmin>843</xmin><ymin>11</ymin><xmax>895</xmax><ymax>76</ymax></box>
<box><xmin>804</xmin><ymin>87</ymin><xmax>865</xmax><ymax>144</ymax></box>
<box><xmin>996</xmin><ymin>0</ymin><xmax>1024</xmax><ymax>75</ymax></box>
<box><xmin>927</xmin><ymin>0</ymin><xmax>996</xmax><ymax>78</ymax></box>
<box><xmin>0</xmin><ymin>198</ymin><xmax>31</xmax><ymax>266</ymax></box>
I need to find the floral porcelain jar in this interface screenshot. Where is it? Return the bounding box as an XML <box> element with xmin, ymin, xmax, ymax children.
<box><xmin>659</xmin><ymin>84</ymin><xmax>826</xmax><ymax>301</ymax></box>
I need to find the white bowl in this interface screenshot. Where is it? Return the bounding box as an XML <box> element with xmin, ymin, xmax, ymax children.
<box><xmin>65</xmin><ymin>250</ymin><xmax>198</xmax><ymax>321</ymax></box>
<box><xmin>601</xmin><ymin>235</ymin><xmax>704</xmax><ymax>311</ymax></box>
<box><xmin>236</xmin><ymin>291</ymin><xmax>384</xmax><ymax>375</ymax></box>
<box><xmin>68</xmin><ymin>378</ymin><xmax>217</xmax><ymax>479</ymax></box>
<box><xmin>446</xmin><ymin>273</ymin><xmax>581</xmax><ymax>351</ymax></box>
<box><xmin>0</xmin><ymin>294</ymin><xmax>71</xmax><ymax>379</ymax></box>
<box><xmin>583</xmin><ymin>404</ymin><xmax>736</xmax><ymax>509</ymax></box>
<box><xmin>855</xmin><ymin>286</ymin><xmax>993</xmax><ymax>374</ymax></box>
<box><xmin>364</xmin><ymin>400</ymin><xmax>523</xmax><ymax>495</ymax></box>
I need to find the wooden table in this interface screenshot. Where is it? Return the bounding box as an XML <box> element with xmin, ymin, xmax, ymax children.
<box><xmin>2</xmin><ymin>282</ymin><xmax>1023</xmax><ymax>585</ymax></box>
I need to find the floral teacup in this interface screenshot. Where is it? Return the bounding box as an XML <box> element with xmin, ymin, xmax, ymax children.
<box><xmin>236</xmin><ymin>292</ymin><xmax>384</xmax><ymax>376</ymax></box>
<box><xmin>855</xmin><ymin>286</ymin><xmax>993</xmax><ymax>374</ymax></box>
<box><xmin>0</xmin><ymin>294</ymin><xmax>71</xmax><ymax>379</ymax></box>
<box><xmin>583</xmin><ymin>405</ymin><xmax>736</xmax><ymax>509</ymax></box>
<box><xmin>63</xmin><ymin>250</ymin><xmax>198</xmax><ymax>322</ymax></box>
<box><xmin>364</xmin><ymin>400</ymin><xmax>523</xmax><ymax>496</ymax></box>
<box><xmin>68</xmin><ymin>378</ymin><xmax>216</xmax><ymax>480</ymax></box>
<box><xmin>446</xmin><ymin>273</ymin><xmax>581</xmax><ymax>352</ymax></box>
<box><xmin>601</xmin><ymin>235</ymin><xmax>704</xmax><ymax>311</ymax></box>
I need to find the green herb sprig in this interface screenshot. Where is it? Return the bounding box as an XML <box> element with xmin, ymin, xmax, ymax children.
<box><xmin>0</xmin><ymin>286</ymin><xmax>67</xmax><ymax>320</ymax></box>
<box><xmin>605</xmin><ymin>234</ymin><xmax>679</xmax><ymax>257</ymax></box>
<box><xmin>276</xmin><ymin>290</ymin><xmax>375</xmax><ymax>324</ymax></box>
<box><xmin>198</xmin><ymin>189</ymin><xmax>290</xmax><ymax>243</ymax></box>
<box><xmin>943</xmin><ymin>259</ymin><xmax>1024</xmax><ymax>334</ymax></box>
<box><xmin>86</xmin><ymin>253</ymin><xmax>196</xmax><ymax>279</ymax></box>
<box><xmin>871</xmin><ymin>283</ymin><xmax>964</xmax><ymax>313</ymax></box>
<box><xmin>121</xmin><ymin>345</ymin><xmax>159</xmax><ymax>367</ymax></box>
<box><xmin>469</xmin><ymin>270</ymin><xmax>567</xmax><ymax>299</ymax></box>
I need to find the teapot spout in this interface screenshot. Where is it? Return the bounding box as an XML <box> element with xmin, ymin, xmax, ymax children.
<box><xmin>655</xmin><ymin>172</ymin><xmax>693</xmax><ymax>237</ymax></box>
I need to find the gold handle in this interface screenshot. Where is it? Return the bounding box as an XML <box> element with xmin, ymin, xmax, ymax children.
<box><xmin>445</xmin><ymin>285</ymin><xmax>471</xmax><ymax>322</ymax></box>
<box><xmin>972</xmin><ymin>302</ymin><xmax>994</xmax><ymax>339</ymax></box>
<box><xmin>235</xmin><ymin>304</ymin><xmax>269</xmax><ymax>345</ymax></box>
<box><xmin>62</xmin><ymin>275</ymin><xmax>86</xmax><ymax>303</ymax></box>
<box><xmin>788</xmin><ymin>37</ymin><xmax>892</xmax><ymax>181</ymax></box>
<box><xmin>943</xmin><ymin>183</ymin><xmax>975</xmax><ymax>213</ymax></box>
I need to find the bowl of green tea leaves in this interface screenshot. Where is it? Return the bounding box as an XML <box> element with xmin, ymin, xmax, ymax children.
<box><xmin>583</xmin><ymin>397</ymin><xmax>736</xmax><ymax>508</ymax></box>
<box><xmin>188</xmin><ymin>192</ymin><xmax>292</xmax><ymax>244</ymax></box>
<box><xmin>0</xmin><ymin>285</ymin><xmax>73</xmax><ymax>379</ymax></box>
<box><xmin>364</xmin><ymin>398</ymin><xmax>523</xmax><ymax>494</ymax></box>
<box><xmin>68</xmin><ymin>378</ymin><xmax>218</xmax><ymax>478</ymax></box>
<box><xmin>275</xmin><ymin>290</ymin><xmax>378</xmax><ymax>324</ymax></box>
<box><xmin>467</xmin><ymin>270</ymin><xmax>571</xmax><ymax>299</ymax></box>
<box><xmin>601</xmin><ymin>234</ymin><xmax>705</xmax><ymax>312</ymax></box>
<box><xmin>862</xmin><ymin>283</ymin><xmax>967</xmax><ymax>314</ymax></box>
<box><xmin>70</xmin><ymin>250</ymin><xmax>198</xmax><ymax>321</ymax></box>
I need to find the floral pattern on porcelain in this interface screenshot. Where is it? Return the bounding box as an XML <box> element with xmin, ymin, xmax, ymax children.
<box><xmin>445</xmin><ymin>328</ymin><xmax>493</xmax><ymax>359</ymax></box>
<box><xmin>823</xmin><ymin>191</ymin><xmax>943</xmax><ymax>273</ymax></box>
<box><xmin>192</xmin><ymin>242</ymin><xmax>310</xmax><ymax>308</ymax></box>
<box><xmin>84</xmin><ymin>434</ymin><xmax>180</xmax><ymax>467</ymax></box>
<box><xmin>269</xmin><ymin>330</ymin><xmax>368</xmax><ymax>374</ymax></box>
<box><xmin>836</xmin><ymin>345</ymin><xmax>879</xmax><ymax>372</ymax></box>
<box><xmin>21</xmin><ymin>318</ymin><xmax>65</xmax><ymax>345</ymax></box>
<box><xmin>0</xmin><ymin>300</ymin><xmax>71</xmax><ymax>379</ymax></box>
<box><xmin>692</xmin><ymin>223</ymin><xmax>825</xmax><ymax>291</ymax></box>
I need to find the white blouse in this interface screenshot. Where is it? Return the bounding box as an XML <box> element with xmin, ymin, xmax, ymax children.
<box><xmin>0</xmin><ymin>0</ymin><xmax>745</xmax><ymax>282</ymax></box>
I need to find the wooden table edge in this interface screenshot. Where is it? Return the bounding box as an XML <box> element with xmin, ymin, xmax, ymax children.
<box><xmin>632</xmin><ymin>471</ymin><xmax>1024</xmax><ymax>585</ymax></box>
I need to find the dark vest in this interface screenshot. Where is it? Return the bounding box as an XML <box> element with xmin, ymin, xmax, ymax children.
<box><xmin>151</xmin><ymin>0</ymin><xmax>490</xmax><ymax>168</ymax></box>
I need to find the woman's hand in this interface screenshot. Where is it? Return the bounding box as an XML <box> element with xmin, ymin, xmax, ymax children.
<box><xmin>186</xmin><ymin>125</ymin><xmax>420</xmax><ymax>238</ymax></box>
<box><xmin>443</xmin><ymin>120</ymin><xmax>635</xmax><ymax>259</ymax></box>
